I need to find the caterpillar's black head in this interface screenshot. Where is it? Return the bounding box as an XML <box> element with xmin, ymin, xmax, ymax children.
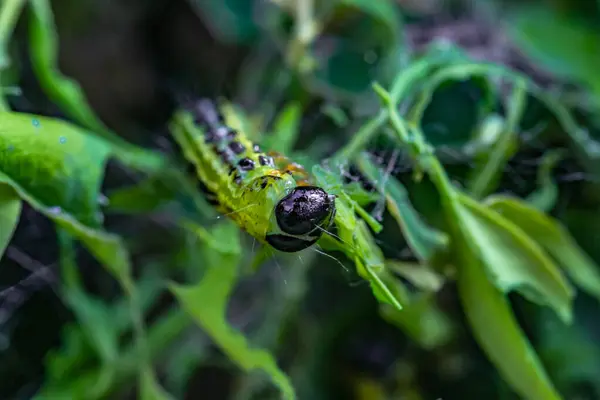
<box><xmin>266</xmin><ymin>186</ymin><xmax>336</xmax><ymax>252</ymax></box>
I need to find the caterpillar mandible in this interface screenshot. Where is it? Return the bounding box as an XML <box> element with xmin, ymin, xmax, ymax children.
<box><xmin>168</xmin><ymin>98</ymin><xmax>337</xmax><ymax>252</ymax></box>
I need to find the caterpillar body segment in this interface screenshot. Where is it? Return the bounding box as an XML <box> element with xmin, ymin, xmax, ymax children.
<box><xmin>168</xmin><ymin>98</ymin><xmax>336</xmax><ymax>252</ymax></box>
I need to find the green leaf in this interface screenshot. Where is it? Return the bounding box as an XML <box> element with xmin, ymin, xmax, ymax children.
<box><xmin>170</xmin><ymin>222</ymin><xmax>295</xmax><ymax>400</ymax></box>
<box><xmin>374</xmin><ymin>65</ymin><xmax>565</xmax><ymax>400</ymax></box>
<box><xmin>317</xmin><ymin>199</ymin><xmax>403</xmax><ymax>311</ymax></box>
<box><xmin>0</xmin><ymin>112</ymin><xmax>131</xmax><ymax>279</ymax></box>
<box><xmin>356</xmin><ymin>154</ymin><xmax>449</xmax><ymax>263</ymax></box>
<box><xmin>507</xmin><ymin>6</ymin><xmax>600</xmax><ymax>106</ymax></box>
<box><xmin>0</xmin><ymin>184</ymin><xmax>21</xmax><ymax>258</ymax></box>
<box><xmin>487</xmin><ymin>196</ymin><xmax>600</xmax><ymax>303</ymax></box>
<box><xmin>342</xmin><ymin>181</ymin><xmax>380</xmax><ymax>206</ymax></box>
<box><xmin>312</xmin><ymin>164</ymin><xmax>382</xmax><ymax>232</ymax></box>
<box><xmin>456</xmin><ymin>237</ymin><xmax>562</xmax><ymax>400</ymax></box>
<box><xmin>0</xmin><ymin>112</ymin><xmax>111</xmax><ymax>226</ymax></box>
<box><xmin>456</xmin><ymin>193</ymin><xmax>574</xmax><ymax>323</ymax></box>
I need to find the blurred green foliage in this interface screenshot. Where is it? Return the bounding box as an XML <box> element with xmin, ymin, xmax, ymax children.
<box><xmin>2</xmin><ymin>0</ymin><xmax>600</xmax><ymax>399</ymax></box>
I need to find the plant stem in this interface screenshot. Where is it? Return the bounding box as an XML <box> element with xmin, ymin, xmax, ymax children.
<box><xmin>0</xmin><ymin>0</ymin><xmax>27</xmax><ymax>111</ymax></box>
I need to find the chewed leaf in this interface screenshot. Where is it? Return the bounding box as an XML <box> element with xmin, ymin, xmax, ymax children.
<box><xmin>487</xmin><ymin>195</ymin><xmax>600</xmax><ymax>303</ymax></box>
<box><xmin>456</xmin><ymin>193</ymin><xmax>574</xmax><ymax>322</ymax></box>
<box><xmin>170</xmin><ymin>222</ymin><xmax>295</xmax><ymax>400</ymax></box>
<box><xmin>312</xmin><ymin>163</ymin><xmax>382</xmax><ymax>233</ymax></box>
<box><xmin>319</xmin><ymin>198</ymin><xmax>403</xmax><ymax>310</ymax></box>
<box><xmin>357</xmin><ymin>154</ymin><xmax>448</xmax><ymax>263</ymax></box>
<box><xmin>374</xmin><ymin>71</ymin><xmax>564</xmax><ymax>400</ymax></box>
<box><xmin>0</xmin><ymin>184</ymin><xmax>21</xmax><ymax>258</ymax></box>
<box><xmin>312</xmin><ymin>164</ymin><xmax>344</xmax><ymax>194</ymax></box>
<box><xmin>457</xmin><ymin>239</ymin><xmax>562</xmax><ymax>400</ymax></box>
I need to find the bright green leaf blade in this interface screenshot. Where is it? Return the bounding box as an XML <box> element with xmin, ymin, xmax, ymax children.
<box><xmin>356</xmin><ymin>153</ymin><xmax>449</xmax><ymax>262</ymax></box>
<box><xmin>0</xmin><ymin>112</ymin><xmax>112</xmax><ymax>227</ymax></box>
<box><xmin>487</xmin><ymin>196</ymin><xmax>600</xmax><ymax>302</ymax></box>
<box><xmin>457</xmin><ymin>193</ymin><xmax>574</xmax><ymax>323</ymax></box>
<box><xmin>0</xmin><ymin>183</ymin><xmax>21</xmax><ymax>258</ymax></box>
<box><xmin>0</xmin><ymin>112</ymin><xmax>131</xmax><ymax>279</ymax></box>
<box><xmin>170</xmin><ymin>222</ymin><xmax>295</xmax><ymax>400</ymax></box>
<box><xmin>457</xmin><ymin>241</ymin><xmax>562</xmax><ymax>400</ymax></box>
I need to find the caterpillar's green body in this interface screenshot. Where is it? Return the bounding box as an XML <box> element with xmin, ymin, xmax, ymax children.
<box><xmin>169</xmin><ymin>98</ymin><xmax>336</xmax><ymax>252</ymax></box>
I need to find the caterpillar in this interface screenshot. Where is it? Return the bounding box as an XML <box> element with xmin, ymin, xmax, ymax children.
<box><xmin>168</xmin><ymin>98</ymin><xmax>337</xmax><ymax>252</ymax></box>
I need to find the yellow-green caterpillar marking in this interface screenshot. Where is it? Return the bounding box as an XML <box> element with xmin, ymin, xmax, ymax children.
<box><xmin>168</xmin><ymin>98</ymin><xmax>336</xmax><ymax>252</ymax></box>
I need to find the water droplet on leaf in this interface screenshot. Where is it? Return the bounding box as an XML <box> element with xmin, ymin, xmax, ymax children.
<box><xmin>97</xmin><ymin>194</ymin><xmax>109</xmax><ymax>206</ymax></box>
<box><xmin>47</xmin><ymin>206</ymin><xmax>62</xmax><ymax>215</ymax></box>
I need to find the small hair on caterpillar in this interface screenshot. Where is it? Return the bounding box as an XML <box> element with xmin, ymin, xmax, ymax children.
<box><xmin>167</xmin><ymin>97</ymin><xmax>337</xmax><ymax>253</ymax></box>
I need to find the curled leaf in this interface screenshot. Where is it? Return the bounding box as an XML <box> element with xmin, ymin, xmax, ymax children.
<box><xmin>487</xmin><ymin>195</ymin><xmax>600</xmax><ymax>303</ymax></box>
<box><xmin>456</xmin><ymin>193</ymin><xmax>574</xmax><ymax>323</ymax></box>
